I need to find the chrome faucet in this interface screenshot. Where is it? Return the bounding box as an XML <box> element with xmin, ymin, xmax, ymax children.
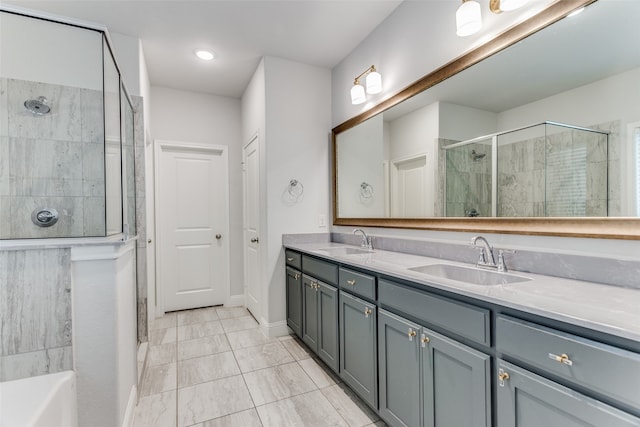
<box><xmin>353</xmin><ymin>228</ymin><xmax>373</xmax><ymax>251</ymax></box>
<box><xmin>470</xmin><ymin>236</ymin><xmax>514</xmax><ymax>272</ymax></box>
<box><xmin>471</xmin><ymin>236</ymin><xmax>497</xmax><ymax>268</ymax></box>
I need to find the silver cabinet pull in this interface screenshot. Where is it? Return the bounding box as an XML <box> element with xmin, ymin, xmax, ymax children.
<box><xmin>498</xmin><ymin>369</ymin><xmax>510</xmax><ymax>387</ymax></box>
<box><xmin>346</xmin><ymin>279</ymin><xmax>356</xmax><ymax>286</ymax></box>
<box><xmin>250</xmin><ymin>237</ymin><xmax>259</xmax><ymax>243</ymax></box>
<box><xmin>364</xmin><ymin>307</ymin><xmax>372</xmax><ymax>318</ymax></box>
<box><xmin>548</xmin><ymin>353</ymin><xmax>573</xmax><ymax>366</ymax></box>
<box><xmin>287</xmin><ymin>257</ymin><xmax>294</xmax><ymax>262</ymax></box>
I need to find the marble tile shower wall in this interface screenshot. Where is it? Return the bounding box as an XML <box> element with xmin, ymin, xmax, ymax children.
<box><xmin>443</xmin><ymin>140</ymin><xmax>492</xmax><ymax>217</ymax></box>
<box><xmin>0</xmin><ymin>77</ymin><xmax>106</xmax><ymax>238</ymax></box>
<box><xmin>0</xmin><ymin>248</ymin><xmax>73</xmax><ymax>381</ymax></box>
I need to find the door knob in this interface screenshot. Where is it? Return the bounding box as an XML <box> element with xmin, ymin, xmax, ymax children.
<box><xmin>216</xmin><ymin>234</ymin><xmax>222</xmax><ymax>240</ymax></box>
<box><xmin>147</xmin><ymin>239</ymin><xmax>152</xmax><ymax>244</ymax></box>
<box><xmin>251</xmin><ymin>237</ymin><xmax>259</xmax><ymax>243</ymax></box>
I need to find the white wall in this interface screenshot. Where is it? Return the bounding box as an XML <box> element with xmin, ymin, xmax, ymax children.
<box><xmin>151</xmin><ymin>86</ymin><xmax>243</xmax><ymax>298</ymax></box>
<box><xmin>331</xmin><ymin>0</ymin><xmax>555</xmax><ymax>127</ymax></box>
<box><xmin>439</xmin><ymin>102</ymin><xmax>497</xmax><ymax>142</ymax></box>
<box><xmin>338</xmin><ymin>113</ymin><xmax>385</xmax><ymax>217</ymax></box>
<box><xmin>331</xmin><ymin>0</ymin><xmax>639</xmax><ymax>257</ymax></box>
<box><xmin>387</xmin><ymin>102</ymin><xmax>438</xmax><ymax>161</ymax></box>
<box><xmin>241</xmin><ymin>57</ymin><xmax>331</xmax><ymax>332</ymax></box>
<box><xmin>263</xmin><ymin>56</ymin><xmax>332</xmax><ymax>328</ymax></box>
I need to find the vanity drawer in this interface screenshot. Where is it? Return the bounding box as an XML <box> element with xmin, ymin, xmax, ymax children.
<box><xmin>497</xmin><ymin>315</ymin><xmax>640</xmax><ymax>410</ymax></box>
<box><xmin>379</xmin><ymin>279</ymin><xmax>490</xmax><ymax>346</ymax></box>
<box><xmin>302</xmin><ymin>255</ymin><xmax>338</xmax><ymax>286</ymax></box>
<box><xmin>285</xmin><ymin>250</ymin><xmax>301</xmax><ymax>270</ymax></box>
<box><xmin>339</xmin><ymin>267</ymin><xmax>375</xmax><ymax>300</ymax></box>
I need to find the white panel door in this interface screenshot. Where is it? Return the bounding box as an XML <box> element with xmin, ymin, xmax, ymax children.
<box><xmin>243</xmin><ymin>136</ymin><xmax>260</xmax><ymax>320</ymax></box>
<box><xmin>392</xmin><ymin>155</ymin><xmax>430</xmax><ymax>217</ymax></box>
<box><xmin>157</xmin><ymin>141</ymin><xmax>228</xmax><ymax>312</ymax></box>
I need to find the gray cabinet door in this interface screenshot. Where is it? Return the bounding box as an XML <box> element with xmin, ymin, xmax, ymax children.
<box><xmin>302</xmin><ymin>274</ymin><xmax>318</xmax><ymax>352</ymax></box>
<box><xmin>317</xmin><ymin>281</ymin><xmax>339</xmax><ymax>372</ymax></box>
<box><xmin>378</xmin><ymin>310</ymin><xmax>421</xmax><ymax>427</ymax></box>
<box><xmin>422</xmin><ymin>327</ymin><xmax>491</xmax><ymax>427</ymax></box>
<box><xmin>497</xmin><ymin>360</ymin><xmax>640</xmax><ymax>427</ymax></box>
<box><xmin>340</xmin><ymin>291</ymin><xmax>377</xmax><ymax>409</ymax></box>
<box><xmin>286</xmin><ymin>267</ymin><xmax>302</xmax><ymax>338</ymax></box>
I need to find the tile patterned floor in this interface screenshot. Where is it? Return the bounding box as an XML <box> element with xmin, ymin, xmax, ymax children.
<box><xmin>133</xmin><ymin>306</ymin><xmax>387</xmax><ymax>427</ymax></box>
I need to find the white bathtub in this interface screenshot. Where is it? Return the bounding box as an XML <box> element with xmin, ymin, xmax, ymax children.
<box><xmin>0</xmin><ymin>371</ymin><xmax>78</xmax><ymax>427</ymax></box>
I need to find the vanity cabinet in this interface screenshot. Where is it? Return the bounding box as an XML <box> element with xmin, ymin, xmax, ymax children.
<box><xmin>496</xmin><ymin>360</ymin><xmax>640</xmax><ymax>427</ymax></box>
<box><xmin>284</xmin><ymin>246</ymin><xmax>640</xmax><ymax>427</ymax></box>
<box><xmin>339</xmin><ymin>290</ymin><xmax>377</xmax><ymax>409</ymax></box>
<box><xmin>302</xmin><ymin>273</ymin><xmax>339</xmax><ymax>372</ymax></box>
<box><xmin>378</xmin><ymin>309</ymin><xmax>490</xmax><ymax>427</ymax></box>
<box><xmin>496</xmin><ymin>315</ymin><xmax>640</xmax><ymax>426</ymax></box>
<box><xmin>285</xmin><ymin>267</ymin><xmax>302</xmax><ymax>338</ymax></box>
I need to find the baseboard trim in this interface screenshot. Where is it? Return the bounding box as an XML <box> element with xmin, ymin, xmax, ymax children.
<box><xmin>261</xmin><ymin>320</ymin><xmax>289</xmax><ymax>338</ymax></box>
<box><xmin>122</xmin><ymin>384</ymin><xmax>137</xmax><ymax>427</ymax></box>
<box><xmin>227</xmin><ymin>294</ymin><xmax>245</xmax><ymax>307</ymax></box>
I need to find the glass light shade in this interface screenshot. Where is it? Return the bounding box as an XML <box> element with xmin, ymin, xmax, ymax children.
<box><xmin>351</xmin><ymin>84</ymin><xmax>366</xmax><ymax>104</ymax></box>
<box><xmin>366</xmin><ymin>71</ymin><xmax>382</xmax><ymax>94</ymax></box>
<box><xmin>456</xmin><ymin>1</ymin><xmax>482</xmax><ymax>37</ymax></box>
<box><xmin>499</xmin><ymin>0</ymin><xmax>529</xmax><ymax>11</ymax></box>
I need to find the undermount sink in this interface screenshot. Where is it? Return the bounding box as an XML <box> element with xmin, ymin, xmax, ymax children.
<box><xmin>316</xmin><ymin>247</ymin><xmax>373</xmax><ymax>256</ymax></box>
<box><xmin>408</xmin><ymin>263</ymin><xmax>531</xmax><ymax>286</ymax></box>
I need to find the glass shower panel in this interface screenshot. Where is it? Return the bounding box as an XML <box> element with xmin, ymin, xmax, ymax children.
<box><xmin>0</xmin><ymin>12</ymin><xmax>103</xmax><ymax>238</ymax></box>
<box><xmin>496</xmin><ymin>124</ymin><xmax>545</xmax><ymax>217</ymax></box>
<box><xmin>445</xmin><ymin>138</ymin><xmax>493</xmax><ymax>217</ymax></box>
<box><xmin>122</xmin><ymin>86</ymin><xmax>136</xmax><ymax>237</ymax></box>
<box><xmin>103</xmin><ymin>38</ymin><xmax>123</xmax><ymax>236</ymax></box>
<box><xmin>544</xmin><ymin>123</ymin><xmax>608</xmax><ymax>216</ymax></box>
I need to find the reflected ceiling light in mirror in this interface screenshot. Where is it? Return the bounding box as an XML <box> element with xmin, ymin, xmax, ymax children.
<box><xmin>456</xmin><ymin>0</ymin><xmax>482</xmax><ymax>37</ymax></box>
<box><xmin>351</xmin><ymin>65</ymin><xmax>382</xmax><ymax>104</ymax></box>
<box><xmin>568</xmin><ymin>7</ymin><xmax>585</xmax><ymax>18</ymax></box>
<box><xmin>195</xmin><ymin>49</ymin><xmax>215</xmax><ymax>61</ymax></box>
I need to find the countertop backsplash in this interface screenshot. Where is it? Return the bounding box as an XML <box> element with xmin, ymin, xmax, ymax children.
<box><xmin>283</xmin><ymin>232</ymin><xmax>640</xmax><ymax>290</ymax></box>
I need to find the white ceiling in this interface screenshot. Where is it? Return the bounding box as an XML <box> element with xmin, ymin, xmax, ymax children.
<box><xmin>4</xmin><ymin>0</ymin><xmax>403</xmax><ymax>97</ymax></box>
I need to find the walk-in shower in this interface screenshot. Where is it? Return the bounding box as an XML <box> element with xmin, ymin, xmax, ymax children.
<box><xmin>0</xmin><ymin>10</ymin><xmax>137</xmax><ymax>239</ymax></box>
<box><xmin>1</xmin><ymin>8</ymin><xmax>144</xmax><ymax>427</ymax></box>
<box><xmin>443</xmin><ymin>121</ymin><xmax>611</xmax><ymax>217</ymax></box>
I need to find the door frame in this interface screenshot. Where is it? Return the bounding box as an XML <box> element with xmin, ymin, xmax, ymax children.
<box><xmin>242</xmin><ymin>133</ymin><xmax>261</xmax><ymax>321</ymax></box>
<box><xmin>389</xmin><ymin>152</ymin><xmax>431</xmax><ymax>217</ymax></box>
<box><xmin>154</xmin><ymin>139</ymin><xmax>230</xmax><ymax>316</ymax></box>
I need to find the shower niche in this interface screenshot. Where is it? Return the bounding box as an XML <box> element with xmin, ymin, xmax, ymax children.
<box><xmin>443</xmin><ymin>121</ymin><xmax>611</xmax><ymax>217</ymax></box>
<box><xmin>0</xmin><ymin>11</ymin><xmax>137</xmax><ymax>239</ymax></box>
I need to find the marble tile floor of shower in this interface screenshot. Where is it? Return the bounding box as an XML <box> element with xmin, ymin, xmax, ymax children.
<box><xmin>133</xmin><ymin>306</ymin><xmax>387</xmax><ymax>427</ymax></box>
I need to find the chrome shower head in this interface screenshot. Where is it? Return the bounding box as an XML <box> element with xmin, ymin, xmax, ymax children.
<box><xmin>24</xmin><ymin>96</ymin><xmax>51</xmax><ymax>115</ymax></box>
<box><xmin>471</xmin><ymin>149</ymin><xmax>486</xmax><ymax>161</ymax></box>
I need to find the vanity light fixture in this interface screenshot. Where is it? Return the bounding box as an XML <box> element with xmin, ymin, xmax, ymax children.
<box><xmin>351</xmin><ymin>65</ymin><xmax>382</xmax><ymax>105</ymax></box>
<box><xmin>195</xmin><ymin>49</ymin><xmax>215</xmax><ymax>61</ymax></box>
<box><xmin>456</xmin><ymin>0</ymin><xmax>482</xmax><ymax>37</ymax></box>
<box><xmin>456</xmin><ymin>0</ymin><xmax>530</xmax><ymax>37</ymax></box>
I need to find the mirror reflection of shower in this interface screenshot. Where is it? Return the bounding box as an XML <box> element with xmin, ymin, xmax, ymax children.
<box><xmin>471</xmin><ymin>149</ymin><xmax>485</xmax><ymax>161</ymax></box>
<box><xmin>24</xmin><ymin>96</ymin><xmax>51</xmax><ymax>115</ymax></box>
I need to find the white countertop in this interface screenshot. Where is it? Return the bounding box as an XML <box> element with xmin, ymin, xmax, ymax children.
<box><xmin>284</xmin><ymin>242</ymin><xmax>640</xmax><ymax>343</ymax></box>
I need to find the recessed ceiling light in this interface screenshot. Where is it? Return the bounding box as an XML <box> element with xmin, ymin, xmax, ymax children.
<box><xmin>567</xmin><ymin>7</ymin><xmax>585</xmax><ymax>18</ymax></box>
<box><xmin>195</xmin><ymin>50</ymin><xmax>215</xmax><ymax>61</ymax></box>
